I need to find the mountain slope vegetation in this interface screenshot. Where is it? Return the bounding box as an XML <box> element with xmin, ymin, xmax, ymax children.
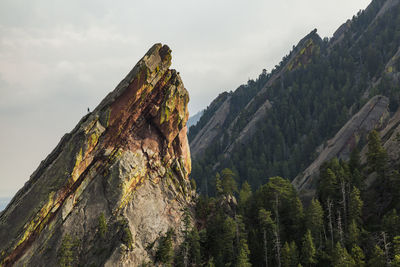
<box><xmin>189</xmin><ymin>0</ymin><xmax>400</xmax><ymax>196</ymax></box>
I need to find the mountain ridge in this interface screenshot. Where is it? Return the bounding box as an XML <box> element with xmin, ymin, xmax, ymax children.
<box><xmin>189</xmin><ymin>0</ymin><xmax>400</xmax><ymax>195</ymax></box>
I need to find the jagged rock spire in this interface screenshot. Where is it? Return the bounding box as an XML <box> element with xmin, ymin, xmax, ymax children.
<box><xmin>0</xmin><ymin>44</ymin><xmax>192</xmax><ymax>267</ymax></box>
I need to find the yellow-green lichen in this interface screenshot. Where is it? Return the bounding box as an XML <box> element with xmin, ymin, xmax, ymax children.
<box><xmin>70</xmin><ymin>148</ymin><xmax>83</xmax><ymax>182</ymax></box>
<box><xmin>84</xmin><ymin>117</ymin><xmax>99</xmax><ymax>135</ymax></box>
<box><xmin>14</xmin><ymin>192</ymin><xmax>56</xmax><ymax>249</ymax></box>
<box><xmin>89</xmin><ymin>132</ymin><xmax>100</xmax><ymax>149</ymax></box>
<box><xmin>160</xmin><ymin>105</ymin><xmax>171</xmax><ymax>124</ymax></box>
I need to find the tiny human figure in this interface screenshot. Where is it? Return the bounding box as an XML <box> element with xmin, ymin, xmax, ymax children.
<box><xmin>87</xmin><ymin>107</ymin><xmax>90</xmax><ymax>113</ymax></box>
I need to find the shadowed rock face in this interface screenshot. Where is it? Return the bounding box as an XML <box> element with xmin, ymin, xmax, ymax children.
<box><xmin>0</xmin><ymin>44</ymin><xmax>192</xmax><ymax>267</ymax></box>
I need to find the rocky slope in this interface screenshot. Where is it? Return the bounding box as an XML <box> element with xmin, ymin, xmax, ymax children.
<box><xmin>0</xmin><ymin>44</ymin><xmax>192</xmax><ymax>267</ymax></box>
<box><xmin>187</xmin><ymin>110</ymin><xmax>204</xmax><ymax>131</ymax></box>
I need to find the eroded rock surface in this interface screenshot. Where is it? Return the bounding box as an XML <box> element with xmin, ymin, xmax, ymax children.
<box><xmin>0</xmin><ymin>43</ymin><xmax>192</xmax><ymax>267</ymax></box>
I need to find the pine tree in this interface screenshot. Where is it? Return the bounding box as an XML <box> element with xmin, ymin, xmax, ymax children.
<box><xmin>382</xmin><ymin>209</ymin><xmax>400</xmax><ymax>237</ymax></box>
<box><xmin>206</xmin><ymin>257</ymin><xmax>216</xmax><ymax>267</ymax></box>
<box><xmin>221</xmin><ymin>168</ymin><xmax>238</xmax><ymax>195</ymax></box>
<box><xmin>239</xmin><ymin>181</ymin><xmax>252</xmax><ymax>206</ymax></box>
<box><xmin>351</xmin><ymin>245</ymin><xmax>365</xmax><ymax>267</ymax></box>
<box><xmin>282</xmin><ymin>242</ymin><xmax>292</xmax><ymax>267</ymax></box>
<box><xmin>301</xmin><ymin>230</ymin><xmax>316</xmax><ymax>266</ymax></box>
<box><xmin>282</xmin><ymin>241</ymin><xmax>299</xmax><ymax>267</ymax></box>
<box><xmin>155</xmin><ymin>228</ymin><xmax>175</xmax><ymax>266</ymax></box>
<box><xmin>188</xmin><ymin>227</ymin><xmax>201</xmax><ymax>266</ymax></box>
<box><xmin>348</xmin><ymin>186</ymin><xmax>363</xmax><ymax>224</ymax></box>
<box><xmin>58</xmin><ymin>234</ymin><xmax>75</xmax><ymax>267</ymax></box>
<box><xmin>347</xmin><ymin>220</ymin><xmax>360</xmax><ymax>247</ymax></box>
<box><xmin>393</xmin><ymin>256</ymin><xmax>400</xmax><ymax>267</ymax></box>
<box><xmin>221</xmin><ymin>216</ymin><xmax>237</xmax><ymax>265</ymax></box>
<box><xmin>368</xmin><ymin>245</ymin><xmax>385</xmax><ymax>267</ymax></box>
<box><xmin>290</xmin><ymin>241</ymin><xmax>299</xmax><ymax>267</ymax></box>
<box><xmin>332</xmin><ymin>242</ymin><xmax>355</xmax><ymax>267</ymax></box>
<box><xmin>236</xmin><ymin>239</ymin><xmax>252</xmax><ymax>267</ymax></box>
<box><xmin>98</xmin><ymin>212</ymin><xmax>107</xmax><ymax>239</ymax></box>
<box><xmin>367</xmin><ymin>130</ymin><xmax>388</xmax><ymax>176</ymax></box>
<box><xmin>394</xmin><ymin>236</ymin><xmax>400</xmax><ymax>256</ymax></box>
<box><xmin>305</xmin><ymin>198</ymin><xmax>324</xmax><ymax>247</ymax></box>
<box><xmin>259</xmin><ymin>208</ymin><xmax>274</xmax><ymax>267</ymax></box>
<box><xmin>319</xmin><ymin>168</ymin><xmax>338</xmax><ymax>204</ymax></box>
<box><xmin>349</xmin><ymin>147</ymin><xmax>361</xmax><ymax>172</ymax></box>
<box><xmin>215</xmin><ymin>173</ymin><xmax>223</xmax><ymax>196</ymax></box>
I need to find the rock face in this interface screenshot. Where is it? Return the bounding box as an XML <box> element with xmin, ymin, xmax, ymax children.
<box><xmin>190</xmin><ymin>94</ymin><xmax>232</xmax><ymax>158</ymax></box>
<box><xmin>292</xmin><ymin>95</ymin><xmax>390</xmax><ymax>198</ymax></box>
<box><xmin>0</xmin><ymin>44</ymin><xmax>192</xmax><ymax>266</ymax></box>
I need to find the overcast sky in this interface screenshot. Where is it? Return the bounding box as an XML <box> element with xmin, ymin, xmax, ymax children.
<box><xmin>0</xmin><ymin>0</ymin><xmax>371</xmax><ymax>200</ymax></box>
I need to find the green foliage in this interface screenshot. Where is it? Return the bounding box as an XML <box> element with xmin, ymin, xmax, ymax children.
<box><xmin>215</xmin><ymin>173</ymin><xmax>223</xmax><ymax>196</ymax></box>
<box><xmin>394</xmin><ymin>236</ymin><xmax>400</xmax><ymax>256</ymax></box>
<box><xmin>367</xmin><ymin>130</ymin><xmax>388</xmax><ymax>176</ymax></box>
<box><xmin>206</xmin><ymin>257</ymin><xmax>216</xmax><ymax>267</ymax></box>
<box><xmin>282</xmin><ymin>241</ymin><xmax>299</xmax><ymax>267</ymax></box>
<box><xmin>175</xmin><ymin>209</ymin><xmax>201</xmax><ymax>267</ymax></box>
<box><xmin>348</xmin><ymin>187</ymin><xmax>363</xmax><ymax>224</ymax></box>
<box><xmin>301</xmin><ymin>230</ymin><xmax>316</xmax><ymax>266</ymax></box>
<box><xmin>188</xmin><ymin>227</ymin><xmax>201</xmax><ymax>265</ymax></box>
<box><xmin>351</xmin><ymin>245</ymin><xmax>365</xmax><ymax>267</ymax></box>
<box><xmin>117</xmin><ymin>218</ymin><xmax>134</xmax><ymax>250</ymax></box>
<box><xmin>191</xmin><ymin>141</ymin><xmax>400</xmax><ymax>265</ymax></box>
<box><xmin>220</xmin><ymin>168</ymin><xmax>238</xmax><ymax>195</ymax></box>
<box><xmin>393</xmin><ymin>255</ymin><xmax>400</xmax><ymax>267</ymax></box>
<box><xmin>155</xmin><ymin>228</ymin><xmax>175</xmax><ymax>266</ymax></box>
<box><xmin>332</xmin><ymin>242</ymin><xmax>355</xmax><ymax>267</ymax></box>
<box><xmin>58</xmin><ymin>234</ymin><xmax>80</xmax><ymax>267</ymax></box>
<box><xmin>98</xmin><ymin>212</ymin><xmax>107</xmax><ymax>239</ymax></box>
<box><xmin>258</xmin><ymin>208</ymin><xmax>274</xmax><ymax>229</ymax></box>
<box><xmin>239</xmin><ymin>181</ymin><xmax>252</xmax><ymax>206</ymax></box>
<box><xmin>347</xmin><ymin>220</ymin><xmax>360</xmax><ymax>248</ymax></box>
<box><xmin>367</xmin><ymin>245</ymin><xmax>385</xmax><ymax>267</ymax></box>
<box><xmin>236</xmin><ymin>239</ymin><xmax>252</xmax><ymax>267</ymax></box>
<box><xmin>382</xmin><ymin>209</ymin><xmax>400</xmax><ymax>238</ymax></box>
<box><xmin>305</xmin><ymin>199</ymin><xmax>323</xmax><ymax>246</ymax></box>
<box><xmin>122</xmin><ymin>226</ymin><xmax>133</xmax><ymax>250</ymax></box>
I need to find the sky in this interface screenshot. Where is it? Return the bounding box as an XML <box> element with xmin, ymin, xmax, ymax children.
<box><xmin>0</xmin><ymin>0</ymin><xmax>371</xmax><ymax>201</ymax></box>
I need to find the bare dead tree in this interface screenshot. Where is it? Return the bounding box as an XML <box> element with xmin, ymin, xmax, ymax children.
<box><xmin>340</xmin><ymin>180</ymin><xmax>347</xmax><ymax>231</ymax></box>
<box><xmin>263</xmin><ymin>228</ymin><xmax>268</xmax><ymax>267</ymax></box>
<box><xmin>327</xmin><ymin>198</ymin><xmax>334</xmax><ymax>247</ymax></box>
<box><xmin>382</xmin><ymin>231</ymin><xmax>391</xmax><ymax>267</ymax></box>
<box><xmin>274</xmin><ymin>194</ymin><xmax>281</xmax><ymax>267</ymax></box>
<box><xmin>337</xmin><ymin>210</ymin><xmax>343</xmax><ymax>245</ymax></box>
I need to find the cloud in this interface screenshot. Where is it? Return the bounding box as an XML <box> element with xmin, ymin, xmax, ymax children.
<box><xmin>0</xmin><ymin>0</ymin><xmax>371</xmax><ymax>198</ymax></box>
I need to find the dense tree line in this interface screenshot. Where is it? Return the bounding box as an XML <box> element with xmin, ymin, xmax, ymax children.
<box><xmin>157</xmin><ymin>130</ymin><xmax>400</xmax><ymax>266</ymax></box>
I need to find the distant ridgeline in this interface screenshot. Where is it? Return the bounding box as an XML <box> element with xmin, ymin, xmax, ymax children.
<box><xmin>186</xmin><ymin>0</ymin><xmax>400</xmax><ymax>266</ymax></box>
<box><xmin>189</xmin><ymin>0</ymin><xmax>400</xmax><ymax>196</ymax></box>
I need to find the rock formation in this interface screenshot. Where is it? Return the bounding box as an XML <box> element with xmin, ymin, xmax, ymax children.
<box><xmin>0</xmin><ymin>43</ymin><xmax>192</xmax><ymax>266</ymax></box>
